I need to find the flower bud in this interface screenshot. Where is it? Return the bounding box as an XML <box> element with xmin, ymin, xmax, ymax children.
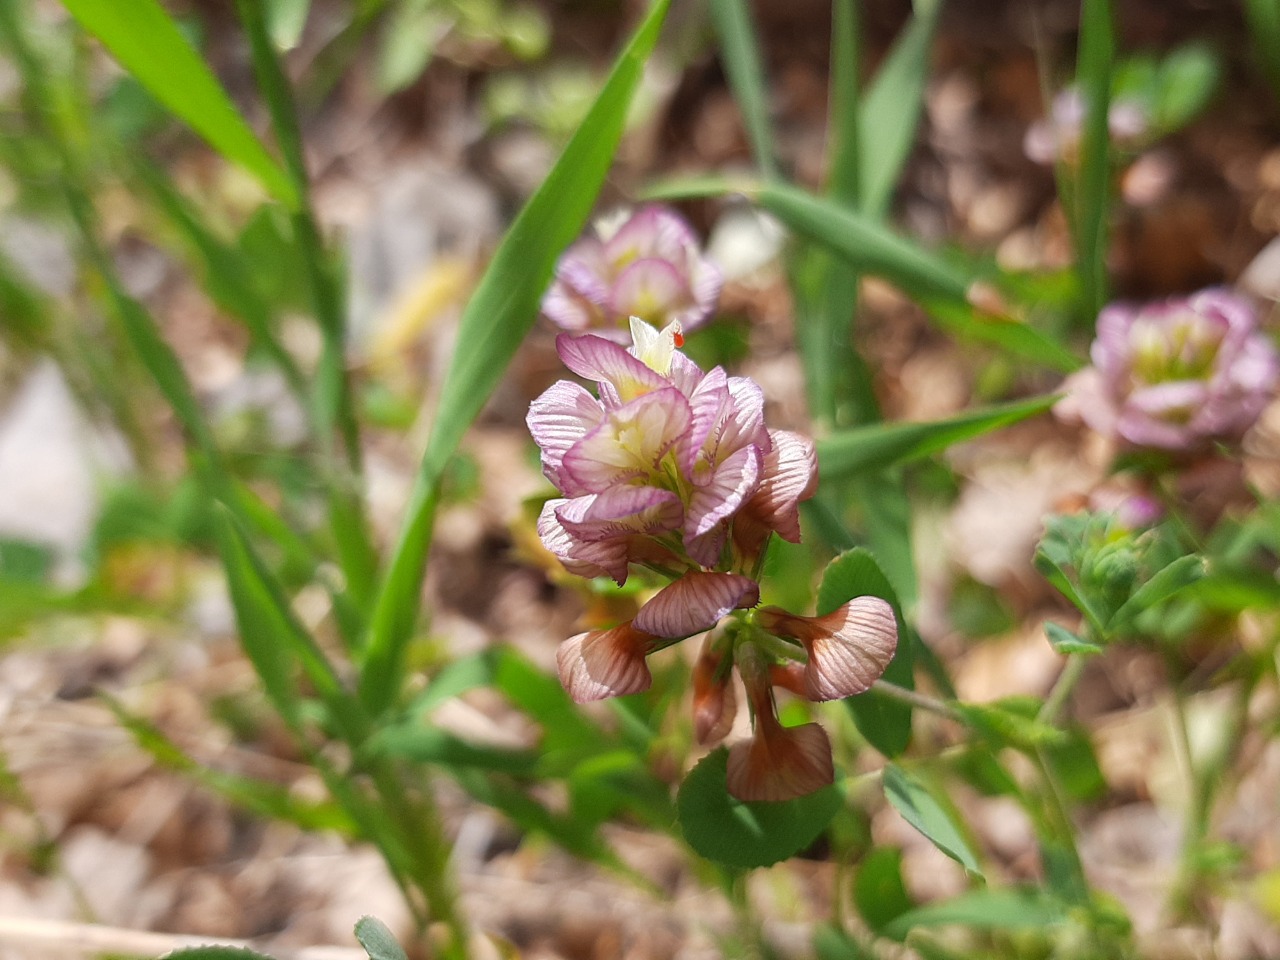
<box><xmin>692</xmin><ymin>639</ymin><xmax>737</xmax><ymax>745</ymax></box>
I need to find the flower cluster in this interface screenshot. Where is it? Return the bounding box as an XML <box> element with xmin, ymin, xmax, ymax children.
<box><xmin>1024</xmin><ymin>88</ymin><xmax>1149</xmax><ymax>167</ymax></box>
<box><xmin>1058</xmin><ymin>288</ymin><xmax>1279</xmax><ymax>452</ymax></box>
<box><xmin>541</xmin><ymin>205</ymin><xmax>722</xmax><ymax>338</ymax></box>
<box><xmin>529</xmin><ymin>317</ymin><xmax>898</xmax><ymax>801</ymax></box>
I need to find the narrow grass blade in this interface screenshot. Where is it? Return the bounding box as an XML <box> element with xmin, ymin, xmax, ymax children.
<box><xmin>106</xmin><ymin>697</ymin><xmax>357</xmax><ymax>834</ymax></box>
<box><xmin>214</xmin><ymin>508</ymin><xmax>364</xmax><ymax>739</ymax></box>
<box><xmin>858</xmin><ymin>0</ymin><xmax>942</xmax><ymax>217</ymax></box>
<box><xmin>817</xmin><ymin>394</ymin><xmax>1058</xmax><ymax>481</ymax></box>
<box><xmin>358</xmin><ymin>0</ymin><xmax>673</xmax><ymax>715</ymax></box>
<box><xmin>760</xmin><ymin>181</ymin><xmax>969</xmax><ymax>302</ymax></box>
<box><xmin>59</xmin><ymin>0</ymin><xmax>298</xmax><ymax>208</ymax></box>
<box><xmin>136</xmin><ymin>162</ymin><xmax>306</xmax><ymax>397</ymax></box>
<box><xmin>708</xmin><ymin>0</ymin><xmax>778</xmax><ymax>179</ymax></box>
<box><xmin>1074</xmin><ymin>0</ymin><xmax>1115</xmax><ymax>318</ymax></box>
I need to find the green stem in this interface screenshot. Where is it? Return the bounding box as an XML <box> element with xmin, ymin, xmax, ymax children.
<box><xmin>1038</xmin><ymin>653</ymin><xmax>1087</xmax><ymax>725</ymax></box>
<box><xmin>1165</xmin><ymin>675</ymin><xmax>1256</xmax><ymax>924</ymax></box>
<box><xmin>1031</xmin><ymin>747</ymin><xmax>1092</xmax><ymax>908</ymax></box>
<box><xmin>870</xmin><ymin>680</ymin><xmax>962</xmax><ymax>722</ymax></box>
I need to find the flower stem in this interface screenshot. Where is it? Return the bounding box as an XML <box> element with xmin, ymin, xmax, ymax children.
<box><xmin>870</xmin><ymin>680</ymin><xmax>963</xmax><ymax>722</ymax></box>
<box><xmin>1039</xmin><ymin>653</ymin><xmax>1088</xmax><ymax>725</ymax></box>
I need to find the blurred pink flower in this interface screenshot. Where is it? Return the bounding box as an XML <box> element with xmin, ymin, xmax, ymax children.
<box><xmin>1024</xmin><ymin>88</ymin><xmax>1149</xmax><ymax>166</ymax></box>
<box><xmin>542</xmin><ymin>205</ymin><xmax>723</xmax><ymax>337</ymax></box>
<box><xmin>1057</xmin><ymin>288</ymin><xmax>1279</xmax><ymax>451</ymax></box>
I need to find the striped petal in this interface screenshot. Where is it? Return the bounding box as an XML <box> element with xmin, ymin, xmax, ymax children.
<box><xmin>556</xmin><ymin>624</ymin><xmax>655</xmax><ymax>702</ymax></box>
<box><xmin>725</xmin><ymin>719</ymin><xmax>834</xmax><ymax>802</ymax></box>
<box><xmin>758</xmin><ymin>597</ymin><xmax>898</xmax><ymax>701</ymax></box>
<box><xmin>556</xmin><ymin>332</ymin><xmax>669</xmax><ymax>402</ymax></box>
<box><xmin>561</xmin><ymin>387</ymin><xmax>691</xmax><ymax>491</ymax></box>
<box><xmin>556</xmin><ymin>485</ymin><xmax>682</xmax><ymax>543</ymax></box>
<box><xmin>632</xmin><ymin>571</ymin><xmax>759</xmax><ymax>639</ymax></box>
<box><xmin>537</xmin><ymin>499</ymin><xmax>630</xmax><ymax>584</ymax></box>
<box><xmin>527</xmin><ymin>380</ymin><xmax>605</xmax><ymax>494</ymax></box>
<box><xmin>685</xmin><ymin>443</ymin><xmax>763</xmax><ymax>540</ymax></box>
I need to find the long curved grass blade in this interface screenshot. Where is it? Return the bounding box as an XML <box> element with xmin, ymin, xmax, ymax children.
<box><xmin>708</xmin><ymin>0</ymin><xmax>778</xmax><ymax>179</ymax></box>
<box><xmin>759</xmin><ymin>181</ymin><xmax>970</xmax><ymax>302</ymax></box>
<box><xmin>817</xmin><ymin>394</ymin><xmax>1058</xmax><ymax>481</ymax></box>
<box><xmin>59</xmin><ymin>0</ymin><xmax>298</xmax><ymax>208</ymax></box>
<box><xmin>358</xmin><ymin>0</ymin><xmax>674</xmax><ymax>715</ymax></box>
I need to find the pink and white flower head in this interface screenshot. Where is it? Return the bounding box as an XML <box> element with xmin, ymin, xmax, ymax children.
<box><xmin>528</xmin><ymin>317</ymin><xmax>814</xmax><ymax>582</ymax></box>
<box><xmin>1024</xmin><ymin>88</ymin><xmax>1149</xmax><ymax>166</ymax></box>
<box><xmin>541</xmin><ymin>205</ymin><xmax>723</xmax><ymax>338</ymax></box>
<box><xmin>1057</xmin><ymin>288</ymin><xmax>1279</xmax><ymax>452</ymax></box>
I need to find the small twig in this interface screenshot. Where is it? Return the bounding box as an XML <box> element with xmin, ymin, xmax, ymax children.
<box><xmin>0</xmin><ymin>917</ymin><xmax>366</xmax><ymax>960</ymax></box>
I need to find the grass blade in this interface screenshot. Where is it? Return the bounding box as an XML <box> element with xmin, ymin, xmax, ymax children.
<box><xmin>1245</xmin><ymin>0</ymin><xmax>1280</xmax><ymax>99</ymax></box>
<box><xmin>135</xmin><ymin>161</ymin><xmax>306</xmax><ymax>397</ymax></box>
<box><xmin>817</xmin><ymin>394</ymin><xmax>1058</xmax><ymax>481</ymax></box>
<box><xmin>214</xmin><ymin>508</ymin><xmax>364</xmax><ymax>739</ymax></box>
<box><xmin>858</xmin><ymin>0</ymin><xmax>943</xmax><ymax>217</ymax></box>
<box><xmin>59</xmin><ymin>0</ymin><xmax>298</xmax><ymax>208</ymax></box>
<box><xmin>760</xmin><ymin>181</ymin><xmax>970</xmax><ymax>302</ymax></box>
<box><xmin>358</xmin><ymin>0</ymin><xmax>674</xmax><ymax>715</ymax></box>
<box><xmin>708</xmin><ymin>0</ymin><xmax>778</xmax><ymax>179</ymax></box>
<box><xmin>1074</xmin><ymin>0</ymin><xmax>1115</xmax><ymax>318</ymax></box>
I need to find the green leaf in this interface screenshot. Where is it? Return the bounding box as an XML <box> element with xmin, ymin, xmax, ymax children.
<box><xmin>1151</xmin><ymin>45</ymin><xmax>1219</xmax><ymax>131</ymax></box>
<box><xmin>677</xmin><ymin>747</ymin><xmax>842</xmax><ymax>869</ymax></box>
<box><xmin>817</xmin><ymin>395</ymin><xmax>1058</xmax><ymax>481</ymax></box>
<box><xmin>60</xmin><ymin>0</ymin><xmax>298</xmax><ymax>207</ymax></box>
<box><xmin>354</xmin><ymin>916</ymin><xmax>409</xmax><ymax>960</ymax></box>
<box><xmin>882</xmin><ymin>765</ymin><xmax>981</xmax><ymax>874</ymax></box>
<box><xmin>708</xmin><ymin>0</ymin><xmax>777</xmax><ymax>179</ymax></box>
<box><xmin>853</xmin><ymin>846</ymin><xmax>913</xmax><ymax>933</ymax></box>
<box><xmin>165</xmin><ymin>949</ymin><xmax>278</xmax><ymax>960</ymax></box>
<box><xmin>881</xmin><ymin>887</ymin><xmax>1067</xmax><ymax>939</ymax></box>
<box><xmin>1109</xmin><ymin>553</ymin><xmax>1205</xmax><ymax>630</ymax></box>
<box><xmin>817</xmin><ymin>549</ymin><xmax>914</xmax><ymax>757</ymax></box>
<box><xmin>1044</xmin><ymin>621</ymin><xmax>1102</xmax><ymax>655</ymax></box>
<box><xmin>813</xmin><ymin>925</ymin><xmax>877</xmax><ymax>960</ymax></box>
<box><xmin>858</xmin><ymin>0</ymin><xmax>942</xmax><ymax>216</ymax></box>
<box><xmin>359</xmin><ymin>0</ymin><xmax>673</xmax><ymax>715</ymax></box>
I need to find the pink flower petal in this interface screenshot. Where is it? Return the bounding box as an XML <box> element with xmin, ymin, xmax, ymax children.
<box><xmin>725</xmin><ymin>720</ymin><xmax>834</xmax><ymax>802</ymax></box>
<box><xmin>556</xmin><ymin>485</ymin><xmax>682</xmax><ymax>543</ymax></box>
<box><xmin>537</xmin><ymin>499</ymin><xmax>631</xmax><ymax>584</ymax></box>
<box><xmin>693</xmin><ymin>640</ymin><xmax>737</xmax><ymax>745</ymax></box>
<box><xmin>556</xmin><ymin>333</ymin><xmax>668</xmax><ymax>401</ymax></box>
<box><xmin>527</xmin><ymin>380</ymin><xmax>605</xmax><ymax>494</ymax></box>
<box><xmin>561</xmin><ymin>387</ymin><xmax>692</xmax><ymax>491</ymax></box>
<box><xmin>609</xmin><ymin>258</ymin><xmax>689</xmax><ymax>326</ymax></box>
<box><xmin>685</xmin><ymin>444</ymin><xmax>763</xmax><ymax>540</ymax></box>
<box><xmin>632</xmin><ymin>571</ymin><xmax>759</xmax><ymax>639</ymax></box>
<box><xmin>681</xmin><ymin>366</ymin><xmax>731</xmax><ymax>473</ymax></box>
<box><xmin>802</xmin><ymin>597</ymin><xmax>898</xmax><ymax>701</ymax></box>
<box><xmin>738</xmin><ymin>430</ymin><xmax>817</xmax><ymax>547</ymax></box>
<box><xmin>556</xmin><ymin>624</ymin><xmax>655</xmax><ymax>702</ymax></box>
